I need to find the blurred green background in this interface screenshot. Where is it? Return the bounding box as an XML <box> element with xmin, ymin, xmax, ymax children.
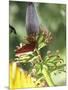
<box><xmin>9</xmin><ymin>1</ymin><xmax>66</xmax><ymax>86</ymax></box>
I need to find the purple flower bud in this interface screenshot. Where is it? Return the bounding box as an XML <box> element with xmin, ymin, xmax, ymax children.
<box><xmin>26</xmin><ymin>2</ymin><xmax>39</xmax><ymax>35</ymax></box>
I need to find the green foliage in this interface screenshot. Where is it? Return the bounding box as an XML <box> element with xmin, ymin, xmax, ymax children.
<box><xmin>14</xmin><ymin>30</ymin><xmax>66</xmax><ymax>86</ymax></box>
<box><xmin>9</xmin><ymin>1</ymin><xmax>66</xmax><ymax>86</ymax></box>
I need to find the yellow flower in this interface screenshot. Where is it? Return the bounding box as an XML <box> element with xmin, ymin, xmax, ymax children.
<box><xmin>9</xmin><ymin>62</ymin><xmax>35</xmax><ymax>90</ymax></box>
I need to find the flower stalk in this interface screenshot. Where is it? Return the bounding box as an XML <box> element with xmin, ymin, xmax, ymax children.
<box><xmin>42</xmin><ymin>68</ymin><xmax>55</xmax><ymax>86</ymax></box>
<box><xmin>35</xmin><ymin>48</ymin><xmax>55</xmax><ymax>86</ymax></box>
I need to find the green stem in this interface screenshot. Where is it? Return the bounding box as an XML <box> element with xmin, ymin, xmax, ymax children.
<box><xmin>35</xmin><ymin>48</ymin><xmax>55</xmax><ymax>86</ymax></box>
<box><xmin>42</xmin><ymin>68</ymin><xmax>55</xmax><ymax>86</ymax></box>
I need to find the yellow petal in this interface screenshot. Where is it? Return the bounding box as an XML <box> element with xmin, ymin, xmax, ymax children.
<box><xmin>26</xmin><ymin>74</ymin><xmax>35</xmax><ymax>87</ymax></box>
<box><xmin>10</xmin><ymin>62</ymin><xmax>17</xmax><ymax>89</ymax></box>
<box><xmin>20</xmin><ymin>70</ymin><xmax>28</xmax><ymax>88</ymax></box>
<box><xmin>9</xmin><ymin>62</ymin><xmax>35</xmax><ymax>89</ymax></box>
<box><xmin>13</xmin><ymin>66</ymin><xmax>21</xmax><ymax>88</ymax></box>
<box><xmin>9</xmin><ymin>63</ymin><xmax>13</xmax><ymax>88</ymax></box>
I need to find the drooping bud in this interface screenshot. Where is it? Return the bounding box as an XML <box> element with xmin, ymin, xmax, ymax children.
<box><xmin>26</xmin><ymin>2</ymin><xmax>39</xmax><ymax>35</ymax></box>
